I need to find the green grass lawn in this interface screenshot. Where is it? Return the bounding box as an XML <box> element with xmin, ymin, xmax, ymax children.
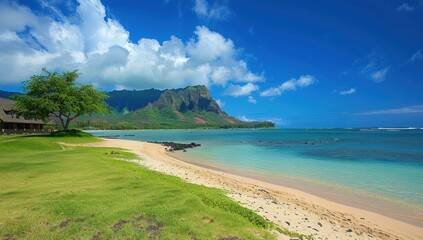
<box><xmin>0</xmin><ymin>133</ymin><xmax>276</xmax><ymax>239</ymax></box>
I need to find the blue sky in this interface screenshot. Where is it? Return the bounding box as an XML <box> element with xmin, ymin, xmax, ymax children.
<box><xmin>0</xmin><ymin>0</ymin><xmax>422</xmax><ymax>127</ymax></box>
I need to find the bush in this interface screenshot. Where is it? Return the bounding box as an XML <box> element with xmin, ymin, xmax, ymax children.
<box><xmin>49</xmin><ymin>129</ymin><xmax>93</xmax><ymax>138</ymax></box>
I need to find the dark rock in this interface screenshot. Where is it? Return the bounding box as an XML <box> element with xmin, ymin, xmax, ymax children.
<box><xmin>148</xmin><ymin>141</ymin><xmax>201</xmax><ymax>152</ymax></box>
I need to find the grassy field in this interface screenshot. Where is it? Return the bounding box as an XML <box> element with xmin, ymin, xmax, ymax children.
<box><xmin>0</xmin><ymin>133</ymin><xmax>276</xmax><ymax>239</ymax></box>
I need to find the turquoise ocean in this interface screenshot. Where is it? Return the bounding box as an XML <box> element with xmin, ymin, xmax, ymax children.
<box><xmin>88</xmin><ymin>129</ymin><xmax>423</xmax><ymax>225</ymax></box>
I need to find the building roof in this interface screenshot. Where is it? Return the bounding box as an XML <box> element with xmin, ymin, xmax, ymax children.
<box><xmin>0</xmin><ymin>97</ymin><xmax>44</xmax><ymax>124</ymax></box>
<box><xmin>0</xmin><ymin>97</ymin><xmax>14</xmax><ymax>111</ymax></box>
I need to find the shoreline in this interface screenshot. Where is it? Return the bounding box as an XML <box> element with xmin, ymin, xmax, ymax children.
<box><xmin>171</xmin><ymin>151</ymin><xmax>423</xmax><ymax>229</ymax></box>
<box><xmin>83</xmin><ymin>138</ymin><xmax>423</xmax><ymax>240</ymax></box>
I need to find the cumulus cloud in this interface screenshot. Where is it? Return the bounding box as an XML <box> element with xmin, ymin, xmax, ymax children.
<box><xmin>248</xmin><ymin>96</ymin><xmax>257</xmax><ymax>104</ymax></box>
<box><xmin>339</xmin><ymin>88</ymin><xmax>356</xmax><ymax>95</ymax></box>
<box><xmin>397</xmin><ymin>3</ymin><xmax>414</xmax><ymax>12</ymax></box>
<box><xmin>260</xmin><ymin>75</ymin><xmax>315</xmax><ymax>97</ymax></box>
<box><xmin>409</xmin><ymin>48</ymin><xmax>423</xmax><ymax>62</ymax></box>
<box><xmin>224</xmin><ymin>83</ymin><xmax>259</xmax><ymax>97</ymax></box>
<box><xmin>193</xmin><ymin>0</ymin><xmax>232</xmax><ymax>21</ymax></box>
<box><xmin>215</xmin><ymin>99</ymin><xmax>225</xmax><ymax>108</ymax></box>
<box><xmin>0</xmin><ymin>0</ymin><xmax>262</xmax><ymax>91</ymax></box>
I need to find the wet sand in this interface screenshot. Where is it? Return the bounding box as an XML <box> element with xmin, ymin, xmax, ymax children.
<box><xmin>173</xmin><ymin>152</ymin><xmax>423</xmax><ymax>229</ymax></box>
<box><xmin>80</xmin><ymin>138</ymin><xmax>423</xmax><ymax>240</ymax></box>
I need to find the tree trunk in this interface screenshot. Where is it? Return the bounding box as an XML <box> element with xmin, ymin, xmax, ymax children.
<box><xmin>59</xmin><ymin>117</ymin><xmax>66</xmax><ymax>131</ymax></box>
<box><xmin>64</xmin><ymin>118</ymin><xmax>71</xmax><ymax>131</ymax></box>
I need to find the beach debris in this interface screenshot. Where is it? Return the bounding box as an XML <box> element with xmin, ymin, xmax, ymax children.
<box><xmin>148</xmin><ymin>141</ymin><xmax>201</xmax><ymax>152</ymax></box>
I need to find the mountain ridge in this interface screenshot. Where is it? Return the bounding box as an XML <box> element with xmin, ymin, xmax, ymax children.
<box><xmin>81</xmin><ymin>85</ymin><xmax>274</xmax><ymax>129</ymax></box>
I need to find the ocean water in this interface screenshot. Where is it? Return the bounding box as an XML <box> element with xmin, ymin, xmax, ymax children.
<box><xmin>88</xmin><ymin>129</ymin><xmax>423</xmax><ymax>221</ymax></box>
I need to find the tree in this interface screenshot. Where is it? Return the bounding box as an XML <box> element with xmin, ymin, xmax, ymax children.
<box><xmin>13</xmin><ymin>69</ymin><xmax>108</xmax><ymax>131</ymax></box>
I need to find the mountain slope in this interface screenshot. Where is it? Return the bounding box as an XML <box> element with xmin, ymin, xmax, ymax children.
<box><xmin>76</xmin><ymin>86</ymin><xmax>274</xmax><ymax>129</ymax></box>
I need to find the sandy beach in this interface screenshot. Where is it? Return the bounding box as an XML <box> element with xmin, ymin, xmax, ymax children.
<box><xmin>80</xmin><ymin>138</ymin><xmax>423</xmax><ymax>240</ymax></box>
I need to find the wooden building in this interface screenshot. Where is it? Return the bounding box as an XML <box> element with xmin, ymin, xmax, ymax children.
<box><xmin>0</xmin><ymin>97</ymin><xmax>49</xmax><ymax>134</ymax></box>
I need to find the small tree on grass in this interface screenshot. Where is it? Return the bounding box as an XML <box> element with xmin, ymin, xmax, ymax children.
<box><xmin>13</xmin><ymin>68</ymin><xmax>108</xmax><ymax>131</ymax></box>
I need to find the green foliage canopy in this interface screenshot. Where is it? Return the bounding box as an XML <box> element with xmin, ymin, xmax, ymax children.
<box><xmin>13</xmin><ymin>69</ymin><xmax>108</xmax><ymax>131</ymax></box>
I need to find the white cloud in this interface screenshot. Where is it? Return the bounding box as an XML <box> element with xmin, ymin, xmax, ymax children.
<box><xmin>193</xmin><ymin>0</ymin><xmax>232</xmax><ymax>21</ymax></box>
<box><xmin>359</xmin><ymin>52</ymin><xmax>389</xmax><ymax>83</ymax></box>
<box><xmin>265</xmin><ymin>117</ymin><xmax>287</xmax><ymax>126</ymax></box>
<box><xmin>238</xmin><ymin>116</ymin><xmax>285</xmax><ymax>126</ymax></box>
<box><xmin>187</xmin><ymin>26</ymin><xmax>234</xmax><ymax>62</ymax></box>
<box><xmin>260</xmin><ymin>75</ymin><xmax>315</xmax><ymax>97</ymax></box>
<box><xmin>339</xmin><ymin>88</ymin><xmax>356</xmax><ymax>95</ymax></box>
<box><xmin>296</xmin><ymin>75</ymin><xmax>315</xmax><ymax>87</ymax></box>
<box><xmin>397</xmin><ymin>3</ymin><xmax>414</xmax><ymax>12</ymax></box>
<box><xmin>0</xmin><ymin>0</ymin><xmax>263</xmax><ymax>91</ymax></box>
<box><xmin>224</xmin><ymin>83</ymin><xmax>259</xmax><ymax>97</ymax></box>
<box><xmin>238</xmin><ymin>115</ymin><xmax>255</xmax><ymax>122</ymax></box>
<box><xmin>370</xmin><ymin>67</ymin><xmax>389</xmax><ymax>83</ymax></box>
<box><xmin>356</xmin><ymin>105</ymin><xmax>423</xmax><ymax>115</ymax></box>
<box><xmin>248</xmin><ymin>96</ymin><xmax>257</xmax><ymax>104</ymax></box>
<box><xmin>215</xmin><ymin>99</ymin><xmax>225</xmax><ymax>108</ymax></box>
<box><xmin>0</xmin><ymin>1</ymin><xmax>38</xmax><ymax>32</ymax></box>
<box><xmin>409</xmin><ymin>48</ymin><xmax>423</xmax><ymax>62</ymax></box>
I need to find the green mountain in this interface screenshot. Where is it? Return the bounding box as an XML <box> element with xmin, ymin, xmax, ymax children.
<box><xmin>76</xmin><ymin>85</ymin><xmax>274</xmax><ymax>129</ymax></box>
